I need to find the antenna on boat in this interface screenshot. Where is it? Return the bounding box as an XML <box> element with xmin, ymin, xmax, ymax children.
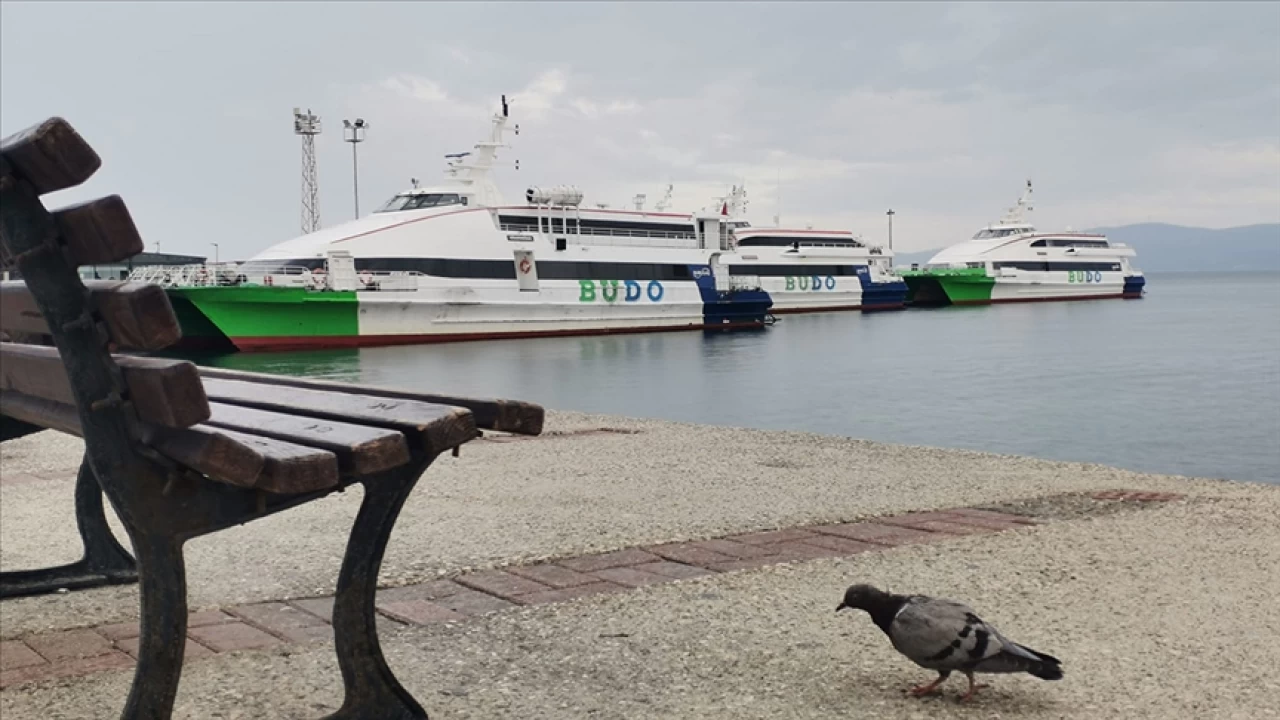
<box><xmin>1001</xmin><ymin>178</ymin><xmax>1034</xmax><ymax>224</ymax></box>
<box><xmin>654</xmin><ymin>184</ymin><xmax>673</xmax><ymax>211</ymax></box>
<box><xmin>633</xmin><ymin>193</ymin><xmax>646</xmax><ymax>211</ymax></box>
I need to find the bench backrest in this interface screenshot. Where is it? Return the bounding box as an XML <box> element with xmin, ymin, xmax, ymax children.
<box><xmin>1</xmin><ymin>118</ymin><xmax>210</xmax><ymax>449</ymax></box>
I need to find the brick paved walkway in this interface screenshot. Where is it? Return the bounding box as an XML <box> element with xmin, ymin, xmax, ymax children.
<box><xmin>0</xmin><ymin>489</ymin><xmax>1182</xmax><ymax>689</ymax></box>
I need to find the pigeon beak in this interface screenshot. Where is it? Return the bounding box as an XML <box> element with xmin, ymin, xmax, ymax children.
<box><xmin>836</xmin><ymin>602</ymin><xmax>847</xmax><ymax>613</ymax></box>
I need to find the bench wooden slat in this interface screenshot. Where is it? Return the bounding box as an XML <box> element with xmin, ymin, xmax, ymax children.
<box><xmin>52</xmin><ymin>195</ymin><xmax>146</xmax><ymax>267</ymax></box>
<box><xmin>0</xmin><ymin>344</ymin><xmax>209</xmax><ymax>428</ymax></box>
<box><xmin>197</xmin><ymin>367</ymin><xmax>544</xmax><ymax>436</ymax></box>
<box><xmin>154</xmin><ymin>425</ymin><xmax>340</xmax><ymax>494</ymax></box>
<box><xmin>0</xmin><ymin>390</ymin><xmax>340</xmax><ymax>494</ymax></box>
<box><xmin>204</xmin><ymin>402</ymin><xmax>410</xmax><ymax>476</ymax></box>
<box><xmin>0</xmin><ymin>280</ymin><xmax>181</xmax><ymax>351</ymax></box>
<box><xmin>201</xmin><ymin>377</ymin><xmax>477</xmax><ymax>456</ymax></box>
<box><xmin>0</xmin><ymin>117</ymin><xmax>100</xmax><ymax>196</ymax></box>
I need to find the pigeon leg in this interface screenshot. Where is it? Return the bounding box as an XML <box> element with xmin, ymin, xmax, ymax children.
<box><xmin>908</xmin><ymin>672</ymin><xmax>949</xmax><ymax>697</ymax></box>
<box><xmin>958</xmin><ymin>673</ymin><xmax>990</xmax><ymax>702</ymax></box>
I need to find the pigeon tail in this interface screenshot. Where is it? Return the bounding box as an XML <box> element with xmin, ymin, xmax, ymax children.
<box><xmin>1014</xmin><ymin>644</ymin><xmax>1063</xmax><ymax>681</ymax></box>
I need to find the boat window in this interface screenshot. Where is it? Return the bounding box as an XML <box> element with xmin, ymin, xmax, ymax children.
<box><xmin>736</xmin><ymin>236</ymin><xmax>862</xmax><ymax>248</ymax></box>
<box><xmin>1030</xmin><ymin>239</ymin><xmax>1046</xmax><ymax>247</ymax></box>
<box><xmin>375</xmin><ymin>193</ymin><xmax>464</xmax><ymax>213</ymax></box>
<box><xmin>1046</xmin><ymin>238</ymin><xmax>1109</xmax><ymax>248</ymax></box>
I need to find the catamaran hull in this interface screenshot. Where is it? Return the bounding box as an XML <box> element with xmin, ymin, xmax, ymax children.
<box><xmin>168</xmin><ymin>281</ymin><xmax>776</xmax><ymax>353</ymax></box>
<box><xmin>903</xmin><ymin>271</ymin><xmax>1144</xmax><ymax>307</ymax></box>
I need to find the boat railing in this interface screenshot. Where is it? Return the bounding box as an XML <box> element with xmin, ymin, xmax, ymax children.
<box><xmin>728</xmin><ymin>275</ymin><xmax>762</xmax><ymax>292</ymax></box>
<box><xmin>126</xmin><ymin>263</ymin><xmax>244</xmax><ymax>287</ymax></box>
<box><xmin>126</xmin><ymin>263</ymin><xmax>424</xmax><ymax>291</ymax></box>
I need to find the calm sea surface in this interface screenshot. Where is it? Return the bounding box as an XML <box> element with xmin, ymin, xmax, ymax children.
<box><xmin>195</xmin><ymin>272</ymin><xmax>1280</xmax><ymax>485</ymax></box>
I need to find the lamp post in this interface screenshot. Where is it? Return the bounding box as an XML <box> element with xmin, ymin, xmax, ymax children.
<box><xmin>211</xmin><ymin>242</ymin><xmax>219</xmax><ymax>264</ymax></box>
<box><xmin>343</xmin><ymin>119</ymin><xmax>368</xmax><ymax>219</ymax></box>
<box><xmin>886</xmin><ymin>208</ymin><xmax>895</xmax><ymax>251</ymax></box>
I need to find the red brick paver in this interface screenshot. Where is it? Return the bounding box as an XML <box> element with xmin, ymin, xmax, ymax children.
<box><xmin>508</xmin><ymin>563</ymin><xmax>599</xmax><ymax>589</ymax></box>
<box><xmin>0</xmin><ymin>641</ymin><xmax>46</xmax><ymax>671</ymax></box>
<box><xmin>378</xmin><ymin>601</ymin><xmax>466</xmax><ymax>625</ymax></box>
<box><xmin>115</xmin><ymin>637</ymin><xmax>216</xmax><ymax>662</ymax></box>
<box><xmin>187</xmin><ymin>622</ymin><xmax>281</xmax><ymax>653</ymax></box>
<box><xmin>455</xmin><ymin>570</ymin><xmax>551</xmax><ymax>598</ymax></box>
<box><xmin>0</xmin><ymin>490</ymin><xmax>1179</xmax><ymax>689</ymax></box>
<box><xmin>556</xmin><ymin>548</ymin><xmax>662</xmax><ymax>573</ymax></box>
<box><xmin>592</xmin><ymin>566</ymin><xmax>674</xmax><ymax>588</ymax></box>
<box><xmin>228</xmin><ymin>602</ymin><xmax>333</xmax><ymax>644</ymax></box>
<box><xmin>812</xmin><ymin>522</ymin><xmax>940</xmax><ymax>546</ymax></box>
<box><xmin>24</xmin><ymin>629</ymin><xmax>112</xmax><ymax>663</ymax></box>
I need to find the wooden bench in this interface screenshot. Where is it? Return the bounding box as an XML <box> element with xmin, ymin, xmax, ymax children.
<box><xmin>0</xmin><ymin>117</ymin><xmax>544</xmax><ymax>719</ymax></box>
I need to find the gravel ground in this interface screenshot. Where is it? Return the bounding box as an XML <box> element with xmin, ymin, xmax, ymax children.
<box><xmin>3</xmin><ymin>488</ymin><xmax>1277</xmax><ymax>719</ymax></box>
<box><xmin>0</xmin><ymin>410</ymin><xmax>1255</xmax><ymax>638</ymax></box>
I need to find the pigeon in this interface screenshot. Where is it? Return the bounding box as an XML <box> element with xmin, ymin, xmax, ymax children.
<box><xmin>836</xmin><ymin>583</ymin><xmax>1063</xmax><ymax>701</ymax></box>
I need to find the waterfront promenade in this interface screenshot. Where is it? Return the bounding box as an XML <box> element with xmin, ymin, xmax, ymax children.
<box><xmin>2</xmin><ymin>411</ymin><xmax>1277</xmax><ymax>718</ymax></box>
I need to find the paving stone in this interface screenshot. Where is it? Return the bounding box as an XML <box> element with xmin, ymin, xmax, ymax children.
<box><xmin>644</xmin><ymin>542</ymin><xmax>737</xmax><ymax>568</ymax></box>
<box><xmin>433</xmin><ymin>587</ymin><xmax>517</xmax><ymax>617</ymax></box>
<box><xmin>872</xmin><ymin>512</ymin><xmax>967</xmax><ymax>528</ymax></box>
<box><xmin>455</xmin><ymin>569</ymin><xmax>551</xmax><ymax>598</ymax></box>
<box><xmin>188</xmin><ymin>610</ymin><xmax>236</xmax><ymax>627</ymax></box>
<box><xmin>910</xmin><ymin>520</ymin><xmax>997</xmax><ymax>536</ymax></box>
<box><xmin>0</xmin><ymin>641</ymin><xmax>46</xmax><ymax>671</ymax></box>
<box><xmin>94</xmin><ymin>622</ymin><xmax>141</xmax><ymax>642</ymax></box>
<box><xmin>377</xmin><ymin>580</ymin><xmax>466</xmax><ymax>605</ymax></box>
<box><xmin>556</xmin><ymin>548</ymin><xmax>662</xmax><ymax>573</ymax></box>
<box><xmin>706</xmin><ymin>556</ymin><xmax>786</xmax><ymax>573</ymax></box>
<box><xmin>25</xmin><ymin>629</ymin><xmax>113</xmax><ymax>662</ymax></box>
<box><xmin>934</xmin><ymin>514</ymin><xmax>1028</xmax><ymax>531</ymax></box>
<box><xmin>794</xmin><ymin>534</ymin><xmax>881</xmax><ymax>555</ymax></box>
<box><xmin>187</xmin><ymin>622</ymin><xmax>281</xmax><ymax>653</ymax></box>
<box><xmin>287</xmin><ymin>596</ymin><xmax>336</xmax><ymax>623</ymax></box>
<box><xmin>592</xmin><ymin>566</ymin><xmax>674</xmax><ymax>588</ymax></box>
<box><xmin>632</xmin><ymin>561</ymin><xmax>716</xmax><ymax>580</ymax></box>
<box><xmin>811</xmin><ymin>522</ymin><xmax>941</xmax><ymax>546</ymax></box>
<box><xmin>768</xmin><ymin>542</ymin><xmax>849</xmax><ymax>562</ymax></box>
<box><xmin>946</xmin><ymin>507</ymin><xmax>1040</xmax><ymax>524</ymax></box>
<box><xmin>512</xmin><ymin>582</ymin><xmax>626</xmax><ymax>607</ymax></box>
<box><xmin>507</xmin><ymin>563</ymin><xmax>599</xmax><ymax>589</ymax></box>
<box><xmin>725</xmin><ymin>528</ymin><xmax>821</xmax><ymax>545</ymax></box>
<box><xmin>691</xmin><ymin>539</ymin><xmax>779</xmax><ymax>559</ymax></box>
<box><xmin>228</xmin><ymin>602</ymin><xmax>333</xmax><ymax>644</ymax></box>
<box><xmin>94</xmin><ymin>609</ymin><xmax>234</xmax><ymax>643</ymax></box>
<box><xmin>115</xmin><ymin>636</ymin><xmax>216</xmax><ymax>661</ymax></box>
<box><xmin>378</xmin><ymin>600</ymin><xmax>466</xmax><ymax>626</ymax></box>
<box><xmin>0</xmin><ymin>650</ymin><xmax>133</xmax><ymax>690</ymax></box>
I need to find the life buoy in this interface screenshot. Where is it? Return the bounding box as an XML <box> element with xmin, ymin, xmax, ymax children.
<box><xmin>264</xmin><ymin>274</ymin><xmax>274</xmax><ymax>286</ymax></box>
<box><xmin>518</xmin><ymin>257</ymin><xmax>533</xmax><ymax>274</ymax></box>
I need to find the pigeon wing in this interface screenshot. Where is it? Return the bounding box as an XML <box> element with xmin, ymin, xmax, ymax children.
<box><xmin>888</xmin><ymin>596</ymin><xmax>1007</xmax><ymax>672</ymax></box>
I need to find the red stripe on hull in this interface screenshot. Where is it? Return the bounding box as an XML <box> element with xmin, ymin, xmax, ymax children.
<box><xmin>229</xmin><ymin>320</ymin><xmax>767</xmax><ymax>353</ymax></box>
<box><xmin>952</xmin><ymin>292</ymin><xmax>1132</xmax><ymax>306</ymax></box>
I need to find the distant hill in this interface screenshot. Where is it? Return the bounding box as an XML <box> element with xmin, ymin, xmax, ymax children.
<box><xmin>892</xmin><ymin>223</ymin><xmax>1280</xmax><ymax>273</ymax></box>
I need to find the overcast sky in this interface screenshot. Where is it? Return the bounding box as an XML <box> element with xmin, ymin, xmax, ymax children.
<box><xmin>3</xmin><ymin>2</ymin><xmax>1277</xmax><ymax>260</ymax></box>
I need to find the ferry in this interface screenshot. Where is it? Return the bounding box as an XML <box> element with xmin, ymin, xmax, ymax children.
<box><xmin>897</xmin><ymin>181</ymin><xmax>1145</xmax><ymax>306</ymax></box>
<box><xmin>134</xmin><ymin>96</ymin><xmax>907</xmax><ymax>352</ymax></box>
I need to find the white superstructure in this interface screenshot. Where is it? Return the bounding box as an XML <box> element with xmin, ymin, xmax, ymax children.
<box><xmin>137</xmin><ymin>97</ymin><xmax>906</xmax><ymax>351</ymax></box>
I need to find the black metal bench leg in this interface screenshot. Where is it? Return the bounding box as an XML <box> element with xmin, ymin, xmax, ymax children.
<box><xmin>0</xmin><ymin>457</ymin><xmax>138</xmax><ymax>599</ymax></box>
<box><xmin>120</xmin><ymin>533</ymin><xmax>189</xmax><ymax>720</ymax></box>
<box><xmin>323</xmin><ymin>466</ymin><xmax>430</xmax><ymax>720</ymax></box>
